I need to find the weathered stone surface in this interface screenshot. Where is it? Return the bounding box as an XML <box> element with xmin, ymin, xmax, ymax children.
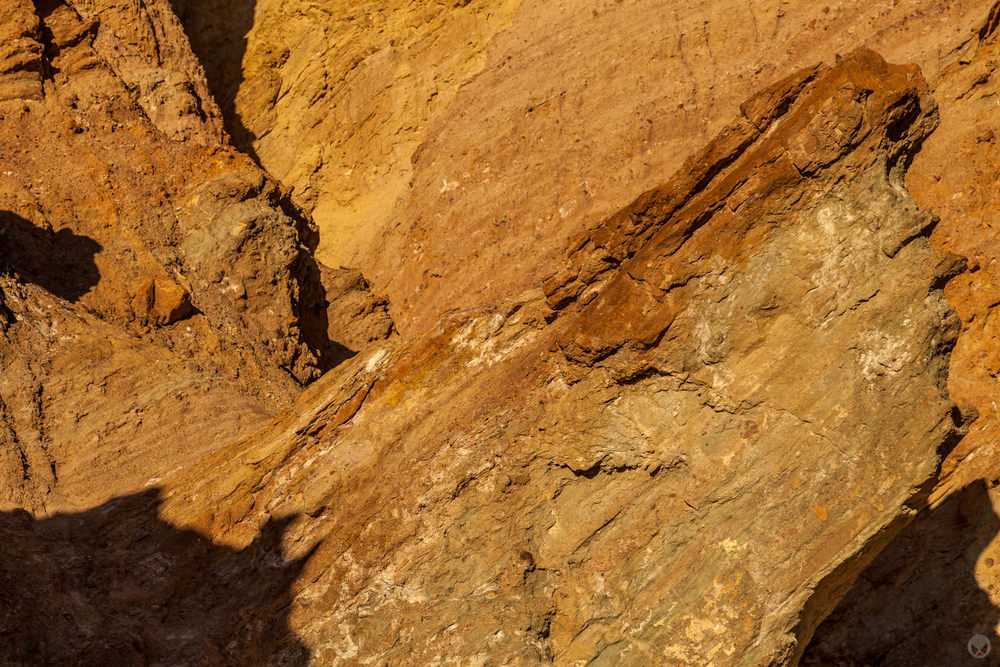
<box><xmin>803</xmin><ymin>2</ymin><xmax>1000</xmax><ymax>661</ymax></box>
<box><xmin>5</xmin><ymin>1</ymin><xmax>1000</xmax><ymax>664</ymax></box>
<box><xmin>132</xmin><ymin>275</ymin><xmax>193</xmax><ymax>326</ymax></box>
<box><xmin>0</xmin><ymin>0</ymin><xmax>335</xmax><ymax>513</ymax></box>
<box><xmin>67</xmin><ymin>0</ymin><xmax>227</xmax><ymax>145</ymax></box>
<box><xmin>170</xmin><ymin>0</ymin><xmax>526</xmax><ymax>268</ymax></box>
<box><xmin>0</xmin><ymin>0</ymin><xmax>44</xmax><ymax>102</ymax></box>
<box><xmin>320</xmin><ymin>264</ymin><xmax>395</xmax><ymax>359</ymax></box>
<box><xmin>171</xmin><ymin>0</ymin><xmax>994</xmax><ymax>339</ymax></box>
<box><xmin>148</xmin><ymin>51</ymin><xmax>965</xmax><ymax>664</ymax></box>
<box><xmin>0</xmin><ymin>0</ymin><xmax>42</xmax><ymax>100</ymax></box>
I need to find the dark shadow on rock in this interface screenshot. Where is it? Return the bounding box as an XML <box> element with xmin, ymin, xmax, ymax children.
<box><xmin>802</xmin><ymin>479</ymin><xmax>1000</xmax><ymax>666</ymax></box>
<box><xmin>170</xmin><ymin>0</ymin><xmax>262</xmax><ymax>162</ymax></box>
<box><xmin>294</xmin><ymin>248</ymin><xmax>355</xmax><ymax>373</ymax></box>
<box><xmin>0</xmin><ymin>489</ymin><xmax>314</xmax><ymax>664</ymax></box>
<box><xmin>167</xmin><ymin>2</ymin><xmax>376</xmax><ymax>376</ymax></box>
<box><xmin>0</xmin><ymin>211</ymin><xmax>101</xmax><ymax>302</ymax></box>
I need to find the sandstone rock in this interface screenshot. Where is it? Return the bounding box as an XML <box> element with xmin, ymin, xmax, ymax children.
<box><xmin>320</xmin><ymin>264</ymin><xmax>394</xmax><ymax>361</ymax></box>
<box><xmin>171</xmin><ymin>0</ymin><xmax>526</xmax><ymax>268</ymax></box>
<box><xmin>153</xmin><ymin>50</ymin><xmax>965</xmax><ymax>664</ymax></box>
<box><xmin>0</xmin><ymin>0</ymin><xmax>43</xmax><ymax>102</ymax></box>
<box><xmin>67</xmin><ymin>0</ymin><xmax>226</xmax><ymax>145</ymax></box>
<box><xmin>803</xmin><ymin>2</ymin><xmax>1000</xmax><ymax>660</ymax></box>
<box><xmin>172</xmin><ymin>0</ymin><xmax>994</xmax><ymax>339</ymax></box>
<box><xmin>132</xmin><ymin>275</ymin><xmax>193</xmax><ymax>326</ymax></box>
<box><xmin>0</xmin><ymin>0</ymin><xmax>335</xmax><ymax>513</ymax></box>
<box><xmin>3</xmin><ymin>0</ymin><xmax>1000</xmax><ymax>664</ymax></box>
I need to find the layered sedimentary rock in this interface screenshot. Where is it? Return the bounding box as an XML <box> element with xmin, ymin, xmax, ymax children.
<box><xmin>171</xmin><ymin>0</ymin><xmax>994</xmax><ymax>338</ymax></box>
<box><xmin>3</xmin><ymin>0</ymin><xmax>1000</xmax><ymax>664</ymax></box>
<box><xmin>0</xmin><ymin>0</ymin><xmax>383</xmax><ymax>514</ymax></box>
<box><xmin>132</xmin><ymin>51</ymin><xmax>963</xmax><ymax>664</ymax></box>
<box><xmin>803</xmin><ymin>4</ymin><xmax>1000</xmax><ymax>663</ymax></box>
<box><xmin>170</xmin><ymin>0</ymin><xmax>526</xmax><ymax>268</ymax></box>
<box><xmin>68</xmin><ymin>0</ymin><xmax>227</xmax><ymax>145</ymax></box>
<box><xmin>0</xmin><ymin>0</ymin><xmax>44</xmax><ymax>103</ymax></box>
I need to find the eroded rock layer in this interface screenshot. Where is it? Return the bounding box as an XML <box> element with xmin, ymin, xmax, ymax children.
<box><xmin>0</xmin><ymin>0</ymin><xmax>386</xmax><ymax>514</ymax></box>
<box><xmin>144</xmin><ymin>51</ymin><xmax>966</xmax><ymax>664</ymax></box>
<box><xmin>803</xmin><ymin>4</ymin><xmax>1000</xmax><ymax>663</ymax></box>
<box><xmin>3</xmin><ymin>0</ymin><xmax>1000</xmax><ymax>665</ymax></box>
<box><xmin>171</xmin><ymin>0</ymin><xmax>993</xmax><ymax>339</ymax></box>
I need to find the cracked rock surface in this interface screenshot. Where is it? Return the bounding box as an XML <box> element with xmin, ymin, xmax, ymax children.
<box><xmin>3</xmin><ymin>0</ymin><xmax>1000</xmax><ymax>665</ymax></box>
<box><xmin>154</xmin><ymin>51</ymin><xmax>966</xmax><ymax>664</ymax></box>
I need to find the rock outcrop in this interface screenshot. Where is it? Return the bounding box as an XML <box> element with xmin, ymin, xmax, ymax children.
<box><xmin>170</xmin><ymin>0</ymin><xmax>526</xmax><ymax>269</ymax></box>
<box><xmin>144</xmin><ymin>51</ymin><xmax>965</xmax><ymax>664</ymax></box>
<box><xmin>171</xmin><ymin>0</ymin><xmax>994</xmax><ymax>339</ymax></box>
<box><xmin>69</xmin><ymin>0</ymin><xmax>227</xmax><ymax>145</ymax></box>
<box><xmin>4</xmin><ymin>0</ymin><xmax>1000</xmax><ymax>665</ymax></box>
<box><xmin>803</xmin><ymin>4</ymin><xmax>1000</xmax><ymax>663</ymax></box>
<box><xmin>0</xmin><ymin>0</ymin><xmax>44</xmax><ymax>103</ymax></box>
<box><xmin>0</xmin><ymin>0</ymin><xmax>376</xmax><ymax>514</ymax></box>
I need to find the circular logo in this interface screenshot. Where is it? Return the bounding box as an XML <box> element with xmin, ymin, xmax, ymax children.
<box><xmin>969</xmin><ymin>634</ymin><xmax>992</xmax><ymax>659</ymax></box>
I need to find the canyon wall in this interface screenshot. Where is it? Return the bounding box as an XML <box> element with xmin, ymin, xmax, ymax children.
<box><xmin>173</xmin><ymin>0</ymin><xmax>994</xmax><ymax>337</ymax></box>
<box><xmin>2</xmin><ymin>0</ymin><xmax>1000</xmax><ymax>664</ymax></box>
<box><xmin>149</xmin><ymin>50</ymin><xmax>972</xmax><ymax>664</ymax></box>
<box><xmin>0</xmin><ymin>0</ymin><xmax>389</xmax><ymax>514</ymax></box>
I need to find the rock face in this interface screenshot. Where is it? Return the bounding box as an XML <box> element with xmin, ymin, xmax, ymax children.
<box><xmin>0</xmin><ymin>0</ymin><xmax>44</xmax><ymax>103</ymax></box>
<box><xmin>3</xmin><ymin>0</ymin><xmax>1000</xmax><ymax>665</ymax></box>
<box><xmin>70</xmin><ymin>0</ymin><xmax>227</xmax><ymax>145</ymax></box>
<box><xmin>0</xmin><ymin>0</ymin><xmax>381</xmax><ymax>514</ymax></box>
<box><xmin>149</xmin><ymin>51</ymin><xmax>964</xmax><ymax>664</ymax></box>
<box><xmin>171</xmin><ymin>0</ymin><xmax>993</xmax><ymax>338</ymax></box>
<box><xmin>320</xmin><ymin>264</ymin><xmax>395</xmax><ymax>361</ymax></box>
<box><xmin>170</xmin><ymin>0</ymin><xmax>526</xmax><ymax>269</ymax></box>
<box><xmin>803</xmin><ymin>4</ymin><xmax>1000</xmax><ymax>663</ymax></box>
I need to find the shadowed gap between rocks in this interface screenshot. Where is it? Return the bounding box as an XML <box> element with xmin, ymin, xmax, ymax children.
<box><xmin>0</xmin><ymin>489</ymin><xmax>313</xmax><ymax>664</ymax></box>
<box><xmin>802</xmin><ymin>479</ymin><xmax>1000</xmax><ymax>666</ymax></box>
<box><xmin>169</xmin><ymin>0</ymin><xmax>262</xmax><ymax>162</ymax></box>
<box><xmin>0</xmin><ymin>211</ymin><xmax>101</xmax><ymax>302</ymax></box>
<box><xmin>165</xmin><ymin>2</ymin><xmax>394</xmax><ymax>374</ymax></box>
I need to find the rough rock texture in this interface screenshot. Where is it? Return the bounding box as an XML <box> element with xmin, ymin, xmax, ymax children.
<box><xmin>0</xmin><ymin>0</ymin><xmax>348</xmax><ymax>514</ymax></box>
<box><xmin>0</xmin><ymin>0</ymin><xmax>44</xmax><ymax>103</ymax></box>
<box><xmin>4</xmin><ymin>0</ymin><xmax>1000</xmax><ymax>665</ymax></box>
<box><xmin>138</xmin><ymin>52</ymin><xmax>965</xmax><ymax>664</ymax></box>
<box><xmin>911</xmin><ymin>4</ymin><xmax>1000</xmax><ymax>498</ymax></box>
<box><xmin>170</xmin><ymin>0</ymin><xmax>526</xmax><ymax>268</ymax></box>
<box><xmin>132</xmin><ymin>275</ymin><xmax>194</xmax><ymax>326</ymax></box>
<box><xmin>320</xmin><ymin>264</ymin><xmax>394</xmax><ymax>361</ymax></box>
<box><xmin>171</xmin><ymin>0</ymin><xmax>994</xmax><ymax>337</ymax></box>
<box><xmin>68</xmin><ymin>0</ymin><xmax>227</xmax><ymax>145</ymax></box>
<box><xmin>802</xmin><ymin>4</ymin><xmax>1000</xmax><ymax>663</ymax></box>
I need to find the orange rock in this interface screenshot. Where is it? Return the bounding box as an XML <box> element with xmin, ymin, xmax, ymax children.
<box><xmin>132</xmin><ymin>275</ymin><xmax>193</xmax><ymax>326</ymax></box>
<box><xmin>5</xmin><ymin>0</ymin><xmax>1000</xmax><ymax>664</ymax></box>
<box><xmin>154</xmin><ymin>50</ymin><xmax>966</xmax><ymax>664</ymax></box>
